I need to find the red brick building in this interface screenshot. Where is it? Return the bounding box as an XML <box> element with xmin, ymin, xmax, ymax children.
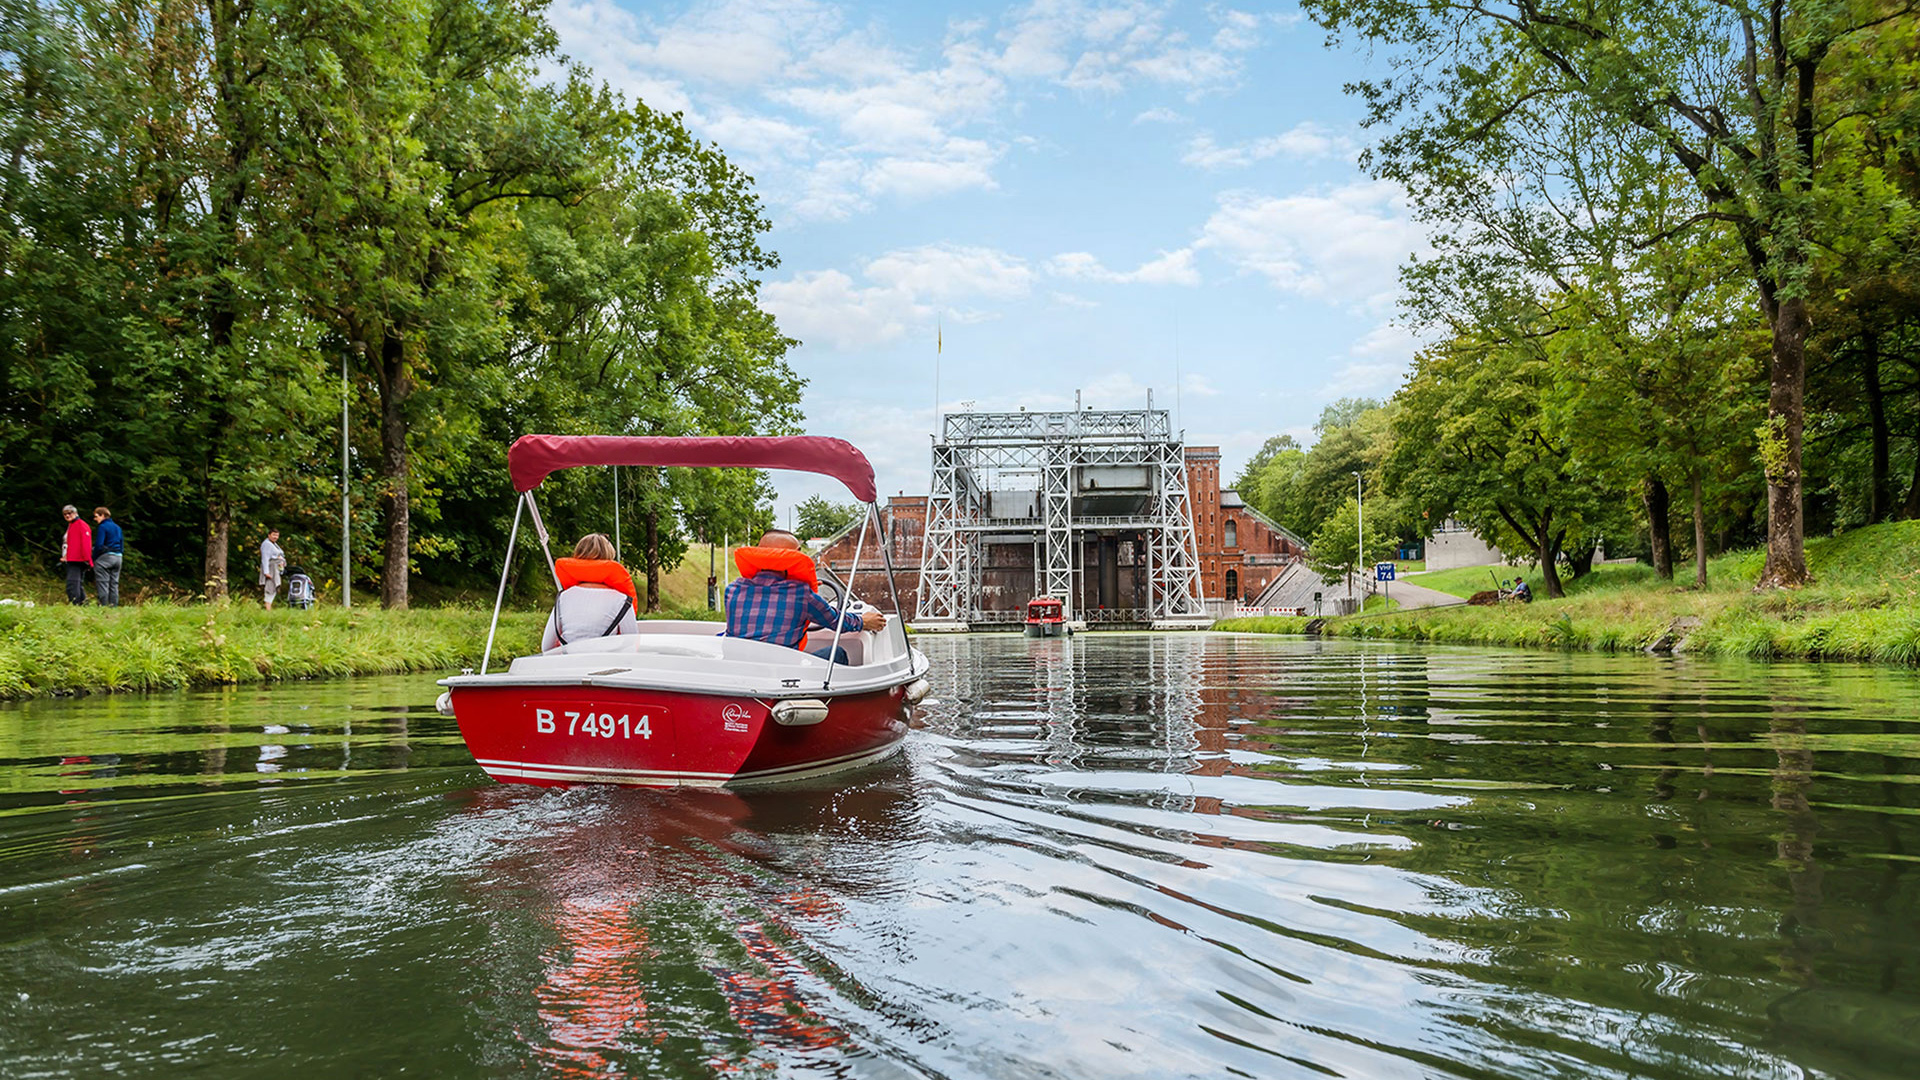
<box><xmin>814</xmin><ymin>495</ymin><xmax>927</xmax><ymax>617</ymax></box>
<box><xmin>1183</xmin><ymin>446</ymin><xmax>1308</xmax><ymax>606</ymax></box>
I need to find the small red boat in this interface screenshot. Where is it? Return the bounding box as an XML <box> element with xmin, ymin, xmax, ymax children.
<box><xmin>1023</xmin><ymin>596</ymin><xmax>1069</xmax><ymax>638</ymax></box>
<box><xmin>438</xmin><ymin>434</ymin><xmax>929</xmax><ymax>788</ymax></box>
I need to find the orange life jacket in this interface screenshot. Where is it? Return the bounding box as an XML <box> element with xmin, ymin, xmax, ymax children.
<box><xmin>733</xmin><ymin>546</ymin><xmax>819</xmax><ymax>588</ymax></box>
<box><xmin>554</xmin><ymin>557</ymin><xmax>639</xmax><ymax>605</ymax></box>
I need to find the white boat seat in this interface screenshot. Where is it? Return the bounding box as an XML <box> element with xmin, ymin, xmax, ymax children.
<box><xmin>551</xmin><ymin>634</ymin><xmax>727</xmax><ymax>660</ymax></box>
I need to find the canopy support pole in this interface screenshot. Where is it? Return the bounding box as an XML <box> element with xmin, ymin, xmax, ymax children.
<box><xmin>824</xmin><ymin>508</ymin><xmax>869</xmax><ymax>692</ymax></box>
<box><xmin>872</xmin><ymin>502</ymin><xmax>912</xmax><ymax>664</ymax></box>
<box><xmin>525</xmin><ymin>492</ymin><xmax>562</xmax><ymax>591</ymax></box>
<box><xmin>481</xmin><ymin>494</ymin><xmax>526</xmax><ymax>675</ymax></box>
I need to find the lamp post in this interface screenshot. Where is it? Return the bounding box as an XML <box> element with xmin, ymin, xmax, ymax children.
<box><xmin>344</xmin><ymin>342</ymin><xmax>363</xmax><ymax>608</ymax></box>
<box><xmin>1353</xmin><ymin>470</ymin><xmax>1364</xmax><ymax>610</ymax></box>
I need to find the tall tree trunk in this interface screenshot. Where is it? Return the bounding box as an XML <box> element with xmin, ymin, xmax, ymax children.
<box><xmin>1758</xmin><ymin>294</ymin><xmax>1811</xmax><ymax>587</ymax></box>
<box><xmin>1535</xmin><ymin>514</ymin><xmax>1564</xmax><ymax>600</ymax></box>
<box><xmin>1863</xmin><ymin>331</ymin><xmax>1889</xmax><ymax>523</ymax></box>
<box><xmin>1563</xmin><ymin>540</ymin><xmax>1596</xmax><ymax>580</ymax></box>
<box><xmin>1643</xmin><ymin>476</ymin><xmax>1673</xmax><ymax>580</ymax></box>
<box><xmin>1903</xmin><ymin>425</ymin><xmax>1920</xmax><ymax>521</ymax></box>
<box><xmin>644</xmin><ymin>505</ymin><xmax>660</xmax><ymax>613</ymax></box>
<box><xmin>377</xmin><ymin>334</ymin><xmax>410</xmax><ymax>610</ymax></box>
<box><xmin>199</xmin><ymin>0</ymin><xmax>255</xmax><ymax>605</ymax></box>
<box><xmin>1691</xmin><ymin>472</ymin><xmax>1709</xmax><ymax>590</ymax></box>
<box><xmin>205</xmin><ymin>497</ymin><xmax>230</xmax><ymax>601</ymax></box>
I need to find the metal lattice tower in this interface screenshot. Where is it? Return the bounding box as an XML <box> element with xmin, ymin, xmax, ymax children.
<box><xmin>1147</xmin><ymin>436</ymin><xmax>1205</xmax><ymax>620</ymax></box>
<box><xmin>914</xmin><ymin>441</ymin><xmax>974</xmax><ymax>624</ymax></box>
<box><xmin>914</xmin><ymin>407</ymin><xmax>1208</xmax><ymax>630</ymax></box>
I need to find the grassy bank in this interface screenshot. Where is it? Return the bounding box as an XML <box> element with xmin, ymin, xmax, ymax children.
<box><xmin>0</xmin><ymin>540</ymin><xmax>742</xmax><ymax>699</ymax></box>
<box><xmin>0</xmin><ymin>598</ymin><xmax>726</xmax><ymax>700</ymax></box>
<box><xmin>1216</xmin><ymin>520</ymin><xmax>1920</xmax><ymax>665</ymax></box>
<box><xmin>0</xmin><ymin>604</ymin><xmax>551</xmax><ymax>699</ymax></box>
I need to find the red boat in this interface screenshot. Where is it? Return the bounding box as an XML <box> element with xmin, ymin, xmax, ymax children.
<box><xmin>438</xmin><ymin>434</ymin><xmax>930</xmax><ymax>789</ymax></box>
<box><xmin>1024</xmin><ymin>596</ymin><xmax>1069</xmax><ymax>638</ymax></box>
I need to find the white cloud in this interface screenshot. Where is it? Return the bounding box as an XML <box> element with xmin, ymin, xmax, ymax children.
<box><xmin>1133</xmin><ymin>106</ymin><xmax>1185</xmax><ymax>124</ymax></box>
<box><xmin>1182</xmin><ymin>122</ymin><xmax>1353</xmax><ymax>169</ymax></box>
<box><xmin>1181</xmin><ymin>372</ymin><xmax>1220</xmax><ymax>397</ymax></box>
<box><xmin>867</xmin><ymin>245</ymin><xmax>1035</xmax><ymax>301</ymax></box>
<box><xmin>548</xmin><ymin>1</ymin><xmax>1296</xmax><ymax>223</ymax></box>
<box><xmin>1196</xmin><ymin>180</ymin><xmax>1430</xmax><ymax>314</ymax></box>
<box><xmin>763</xmin><ymin>245</ymin><xmax>1034</xmax><ymax>350</ymax></box>
<box><xmin>1316</xmin><ymin>323</ymin><xmax>1429</xmax><ymax>397</ymax></box>
<box><xmin>1047</xmin><ymin>247</ymin><xmax>1201</xmax><ymax>286</ymax></box>
<box><xmin>762</xmin><ymin>269</ymin><xmax>925</xmax><ymax>350</ymax></box>
<box><xmin>863</xmin><ymin>139</ymin><xmax>1002</xmax><ymax>200</ymax></box>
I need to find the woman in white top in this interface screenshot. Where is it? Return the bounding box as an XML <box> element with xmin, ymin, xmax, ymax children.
<box><xmin>541</xmin><ymin>533</ymin><xmax>641</xmax><ymax>651</ymax></box>
<box><xmin>259</xmin><ymin>529</ymin><xmax>286</xmax><ymax>609</ymax></box>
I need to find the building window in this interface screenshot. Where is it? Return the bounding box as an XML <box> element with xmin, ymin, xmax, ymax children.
<box><xmin>1225</xmin><ymin>569</ymin><xmax>1238</xmax><ymax>600</ymax></box>
<box><xmin>1224</xmin><ymin>519</ymin><xmax>1236</xmax><ymax>548</ymax></box>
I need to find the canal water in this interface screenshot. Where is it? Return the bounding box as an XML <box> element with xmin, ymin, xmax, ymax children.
<box><xmin>0</xmin><ymin>633</ymin><xmax>1915</xmax><ymax>1079</ymax></box>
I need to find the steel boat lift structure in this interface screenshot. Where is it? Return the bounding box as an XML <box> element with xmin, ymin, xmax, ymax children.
<box><xmin>438</xmin><ymin>434</ymin><xmax>931</xmax><ymax>789</ymax></box>
<box><xmin>915</xmin><ymin>406</ymin><xmax>1210</xmax><ymax>632</ymax></box>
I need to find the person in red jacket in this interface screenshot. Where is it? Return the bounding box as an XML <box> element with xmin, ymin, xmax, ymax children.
<box><xmin>60</xmin><ymin>504</ymin><xmax>91</xmax><ymax>605</ymax></box>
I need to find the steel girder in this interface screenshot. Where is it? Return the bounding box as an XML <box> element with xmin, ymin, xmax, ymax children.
<box><xmin>914</xmin><ymin>408</ymin><xmax>1205</xmax><ymax>628</ymax></box>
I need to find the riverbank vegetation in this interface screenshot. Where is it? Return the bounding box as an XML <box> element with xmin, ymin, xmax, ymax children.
<box><xmin>0</xmin><ymin>597</ymin><xmax>727</xmax><ymax>700</ymax></box>
<box><xmin>1234</xmin><ymin>3</ymin><xmax>1920</xmax><ymax>602</ymax></box>
<box><xmin>1218</xmin><ymin>522</ymin><xmax>1920</xmax><ymax>665</ymax></box>
<box><xmin>0</xmin><ymin>604</ymin><xmax>538</xmax><ymax>700</ymax></box>
<box><xmin>0</xmin><ymin>0</ymin><xmax>797</xmax><ymax>613</ymax></box>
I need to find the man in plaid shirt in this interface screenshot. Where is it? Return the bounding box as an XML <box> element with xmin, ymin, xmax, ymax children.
<box><xmin>726</xmin><ymin>531</ymin><xmax>885</xmax><ymax>659</ymax></box>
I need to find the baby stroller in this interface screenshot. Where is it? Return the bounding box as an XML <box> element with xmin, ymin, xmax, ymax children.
<box><xmin>286</xmin><ymin>567</ymin><xmax>316</xmax><ymax>609</ymax></box>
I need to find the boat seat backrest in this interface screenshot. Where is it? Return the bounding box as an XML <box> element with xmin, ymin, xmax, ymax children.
<box><xmin>801</xmin><ymin>628</ymin><xmax>866</xmax><ymax>665</ymax></box>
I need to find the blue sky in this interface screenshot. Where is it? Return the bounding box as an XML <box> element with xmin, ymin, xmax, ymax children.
<box><xmin>548</xmin><ymin>0</ymin><xmax>1427</xmax><ymax>520</ymax></box>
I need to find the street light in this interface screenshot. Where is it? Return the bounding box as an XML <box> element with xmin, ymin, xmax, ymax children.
<box><xmin>1353</xmin><ymin>470</ymin><xmax>1364</xmax><ymax>610</ymax></box>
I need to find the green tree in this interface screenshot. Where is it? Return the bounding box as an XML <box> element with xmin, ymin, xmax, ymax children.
<box><xmin>1303</xmin><ymin>0</ymin><xmax>1920</xmax><ymax>587</ymax></box>
<box><xmin>796</xmin><ymin>496</ymin><xmax>860</xmax><ymax>540</ymax></box>
<box><xmin>1389</xmin><ymin>320</ymin><xmax>1615</xmax><ymax>599</ymax></box>
<box><xmin>476</xmin><ymin>109</ymin><xmax>799</xmax><ymax>610</ymax></box>
<box><xmin>1305</xmin><ymin>497</ymin><xmax>1397</xmax><ymax>597</ymax></box>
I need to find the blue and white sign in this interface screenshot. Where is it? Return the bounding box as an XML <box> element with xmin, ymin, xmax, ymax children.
<box><xmin>1375</xmin><ymin>563</ymin><xmax>1396</xmax><ymax>582</ymax></box>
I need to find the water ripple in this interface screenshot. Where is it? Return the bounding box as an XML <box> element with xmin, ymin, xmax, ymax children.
<box><xmin>0</xmin><ymin>636</ymin><xmax>1917</xmax><ymax>1078</ymax></box>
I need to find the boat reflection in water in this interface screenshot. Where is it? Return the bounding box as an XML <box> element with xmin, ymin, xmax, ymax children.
<box><xmin>462</xmin><ymin>776</ymin><xmax>916</xmax><ymax>1075</ymax></box>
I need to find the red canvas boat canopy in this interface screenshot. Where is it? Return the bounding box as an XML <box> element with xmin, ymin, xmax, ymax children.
<box><xmin>508</xmin><ymin>434</ymin><xmax>878</xmax><ymax>503</ymax></box>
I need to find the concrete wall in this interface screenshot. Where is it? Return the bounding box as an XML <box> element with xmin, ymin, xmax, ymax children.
<box><xmin>1426</xmin><ymin>525</ymin><xmax>1504</xmax><ymax>570</ymax></box>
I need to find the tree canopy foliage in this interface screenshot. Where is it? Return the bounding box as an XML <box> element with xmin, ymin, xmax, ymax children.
<box><xmin>1298</xmin><ymin>0</ymin><xmax>1920</xmax><ymax>588</ymax></box>
<box><xmin>0</xmin><ymin>0</ymin><xmax>800</xmax><ymax>606</ymax></box>
<box><xmin>1231</xmin><ymin>0</ymin><xmax>1920</xmax><ymax>590</ymax></box>
<box><xmin>795</xmin><ymin>497</ymin><xmax>861</xmax><ymax>542</ymax></box>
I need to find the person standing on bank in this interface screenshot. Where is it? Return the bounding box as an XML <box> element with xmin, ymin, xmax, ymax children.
<box><xmin>91</xmin><ymin>507</ymin><xmax>124</xmax><ymax>607</ymax></box>
<box><xmin>260</xmin><ymin>529</ymin><xmax>286</xmax><ymax>609</ymax></box>
<box><xmin>60</xmin><ymin>505</ymin><xmax>91</xmax><ymax>605</ymax></box>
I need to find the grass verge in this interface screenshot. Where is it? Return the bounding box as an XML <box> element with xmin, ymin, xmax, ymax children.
<box><xmin>1216</xmin><ymin>520</ymin><xmax>1920</xmax><ymax>666</ymax></box>
<box><xmin>0</xmin><ymin>600</ymin><xmax>724</xmax><ymax>700</ymax></box>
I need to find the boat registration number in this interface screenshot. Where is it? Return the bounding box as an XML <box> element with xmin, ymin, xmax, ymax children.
<box><xmin>533</xmin><ymin>707</ymin><xmax>656</xmax><ymax>740</ymax></box>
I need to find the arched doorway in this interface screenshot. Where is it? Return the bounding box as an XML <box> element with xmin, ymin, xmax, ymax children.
<box><xmin>1224</xmin><ymin>568</ymin><xmax>1239</xmax><ymax>601</ymax></box>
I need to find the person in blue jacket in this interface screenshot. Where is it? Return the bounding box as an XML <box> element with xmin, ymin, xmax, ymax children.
<box><xmin>91</xmin><ymin>507</ymin><xmax>124</xmax><ymax>607</ymax></box>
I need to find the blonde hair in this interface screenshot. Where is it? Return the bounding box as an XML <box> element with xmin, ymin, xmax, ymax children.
<box><xmin>572</xmin><ymin>533</ymin><xmax>617</xmax><ymax>561</ymax></box>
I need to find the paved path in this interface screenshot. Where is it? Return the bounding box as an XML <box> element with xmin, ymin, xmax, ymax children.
<box><xmin>1379</xmin><ymin>579</ymin><xmax>1467</xmax><ymax>610</ymax></box>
